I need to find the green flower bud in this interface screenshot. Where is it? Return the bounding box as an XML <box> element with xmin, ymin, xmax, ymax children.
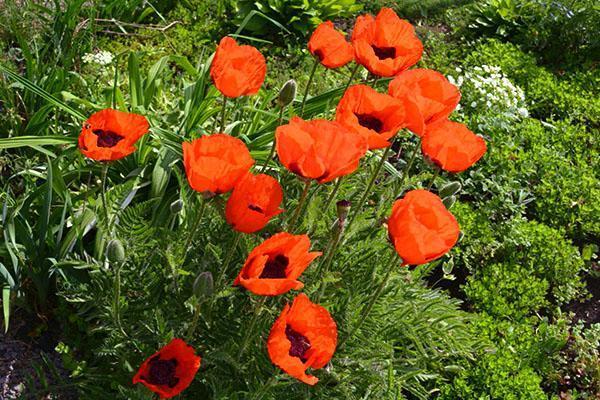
<box><xmin>440</xmin><ymin>182</ymin><xmax>462</xmax><ymax>198</ymax></box>
<box><xmin>336</xmin><ymin>200</ymin><xmax>351</xmax><ymax>223</ymax></box>
<box><xmin>170</xmin><ymin>199</ymin><xmax>184</xmax><ymax>214</ymax></box>
<box><xmin>106</xmin><ymin>239</ymin><xmax>125</xmax><ymax>263</ymax></box>
<box><xmin>442</xmin><ymin>195</ymin><xmax>457</xmax><ymax>209</ymax></box>
<box><xmin>193</xmin><ymin>271</ymin><xmax>214</xmax><ymax>301</ymax></box>
<box><xmin>277</xmin><ymin>79</ymin><xmax>297</xmax><ymax>107</ymax></box>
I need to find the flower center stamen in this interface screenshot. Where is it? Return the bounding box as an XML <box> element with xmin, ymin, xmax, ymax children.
<box><xmin>93</xmin><ymin>129</ymin><xmax>124</xmax><ymax>148</ymax></box>
<box><xmin>356</xmin><ymin>113</ymin><xmax>384</xmax><ymax>133</ymax></box>
<box><xmin>146</xmin><ymin>357</ymin><xmax>179</xmax><ymax>388</ymax></box>
<box><xmin>372</xmin><ymin>45</ymin><xmax>396</xmax><ymax>60</ymax></box>
<box><xmin>259</xmin><ymin>254</ymin><xmax>289</xmax><ymax>279</ymax></box>
<box><xmin>248</xmin><ymin>204</ymin><xmax>264</xmax><ymax>213</ymax></box>
<box><xmin>285</xmin><ymin>325</ymin><xmax>311</xmax><ymax>362</ymax></box>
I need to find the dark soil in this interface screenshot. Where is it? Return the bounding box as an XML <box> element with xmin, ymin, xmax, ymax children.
<box><xmin>0</xmin><ymin>311</ymin><xmax>75</xmax><ymax>399</ymax></box>
<box><xmin>565</xmin><ymin>262</ymin><xmax>600</xmax><ymax>327</ymax></box>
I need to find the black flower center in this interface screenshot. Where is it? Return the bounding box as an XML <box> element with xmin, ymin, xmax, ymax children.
<box><xmin>259</xmin><ymin>254</ymin><xmax>289</xmax><ymax>279</ymax></box>
<box><xmin>285</xmin><ymin>325</ymin><xmax>311</xmax><ymax>362</ymax></box>
<box><xmin>248</xmin><ymin>204</ymin><xmax>264</xmax><ymax>213</ymax></box>
<box><xmin>314</xmin><ymin>49</ymin><xmax>325</xmax><ymax>62</ymax></box>
<box><xmin>146</xmin><ymin>356</ymin><xmax>179</xmax><ymax>388</ymax></box>
<box><xmin>93</xmin><ymin>129</ymin><xmax>124</xmax><ymax>148</ymax></box>
<box><xmin>356</xmin><ymin>113</ymin><xmax>384</xmax><ymax>133</ymax></box>
<box><xmin>372</xmin><ymin>45</ymin><xmax>396</xmax><ymax>60</ymax></box>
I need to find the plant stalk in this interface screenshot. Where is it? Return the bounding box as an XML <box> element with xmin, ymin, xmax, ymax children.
<box><xmin>260</xmin><ymin>105</ymin><xmax>285</xmax><ymax>172</ymax></box>
<box><xmin>300</xmin><ymin>58</ymin><xmax>319</xmax><ymax>117</ymax></box>
<box><xmin>288</xmin><ymin>180</ymin><xmax>312</xmax><ymax>230</ymax></box>
<box><xmin>237</xmin><ymin>296</ymin><xmax>267</xmax><ymax>359</ymax></box>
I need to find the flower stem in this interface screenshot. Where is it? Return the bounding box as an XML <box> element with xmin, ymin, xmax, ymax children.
<box><xmin>288</xmin><ymin>180</ymin><xmax>312</xmax><ymax>231</ymax></box>
<box><xmin>260</xmin><ymin>105</ymin><xmax>285</xmax><ymax>172</ymax></box>
<box><xmin>345</xmin><ymin>145</ymin><xmax>393</xmax><ymax>234</ymax></box>
<box><xmin>300</xmin><ymin>58</ymin><xmax>319</xmax><ymax>117</ymax></box>
<box><xmin>182</xmin><ymin>195</ymin><xmax>207</xmax><ymax>257</ymax></box>
<box><xmin>219</xmin><ymin>94</ymin><xmax>227</xmax><ymax>132</ymax></box>
<box><xmin>308</xmin><ymin>177</ymin><xmax>343</xmax><ymax>236</ymax></box>
<box><xmin>315</xmin><ymin>221</ymin><xmax>345</xmax><ymax>301</ymax></box>
<box><xmin>237</xmin><ymin>296</ymin><xmax>267</xmax><ymax>359</ymax></box>
<box><xmin>113</xmin><ymin>262</ymin><xmax>127</xmax><ymax>337</ymax></box>
<box><xmin>338</xmin><ymin>252</ymin><xmax>400</xmax><ymax>348</ymax></box>
<box><xmin>186</xmin><ymin>301</ymin><xmax>202</xmax><ymax>340</ymax></box>
<box><xmin>216</xmin><ymin>232</ymin><xmax>242</xmax><ymax>290</ymax></box>
<box><xmin>100</xmin><ymin>163</ymin><xmax>111</xmax><ymax>236</ymax></box>
<box><xmin>399</xmin><ymin>140</ymin><xmax>420</xmax><ymax>189</ymax></box>
<box><xmin>427</xmin><ymin>167</ymin><xmax>441</xmax><ymax>191</ymax></box>
<box><xmin>342</xmin><ymin>63</ymin><xmax>360</xmax><ymax>94</ymax></box>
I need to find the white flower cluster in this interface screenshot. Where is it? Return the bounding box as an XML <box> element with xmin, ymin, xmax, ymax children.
<box><xmin>82</xmin><ymin>50</ymin><xmax>114</xmax><ymax>66</ymax></box>
<box><xmin>448</xmin><ymin>65</ymin><xmax>528</xmax><ymax>120</ymax></box>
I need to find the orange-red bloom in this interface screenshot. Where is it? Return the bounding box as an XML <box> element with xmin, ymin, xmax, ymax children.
<box><xmin>225</xmin><ymin>173</ymin><xmax>284</xmax><ymax>233</ymax></box>
<box><xmin>308</xmin><ymin>21</ymin><xmax>354</xmax><ymax>69</ymax></box>
<box><xmin>336</xmin><ymin>85</ymin><xmax>407</xmax><ymax>149</ymax></box>
<box><xmin>275</xmin><ymin>117</ymin><xmax>368</xmax><ymax>183</ymax></box>
<box><xmin>267</xmin><ymin>293</ymin><xmax>337</xmax><ymax>385</ymax></box>
<box><xmin>182</xmin><ymin>134</ymin><xmax>254</xmax><ymax>195</ymax></box>
<box><xmin>234</xmin><ymin>233</ymin><xmax>321</xmax><ymax>295</ymax></box>
<box><xmin>351</xmin><ymin>8</ymin><xmax>423</xmax><ymax>77</ymax></box>
<box><xmin>133</xmin><ymin>338</ymin><xmax>201</xmax><ymax>399</ymax></box>
<box><xmin>78</xmin><ymin>108</ymin><xmax>149</xmax><ymax>161</ymax></box>
<box><xmin>388</xmin><ymin>69</ymin><xmax>460</xmax><ymax>136</ymax></box>
<box><xmin>421</xmin><ymin>119</ymin><xmax>487</xmax><ymax>172</ymax></box>
<box><xmin>210</xmin><ymin>36</ymin><xmax>267</xmax><ymax>98</ymax></box>
<box><xmin>388</xmin><ymin>190</ymin><xmax>459</xmax><ymax>265</ymax></box>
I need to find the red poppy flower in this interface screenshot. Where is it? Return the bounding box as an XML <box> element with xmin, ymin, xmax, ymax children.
<box><xmin>78</xmin><ymin>108</ymin><xmax>149</xmax><ymax>161</ymax></box>
<box><xmin>388</xmin><ymin>69</ymin><xmax>460</xmax><ymax>136</ymax></box>
<box><xmin>308</xmin><ymin>21</ymin><xmax>354</xmax><ymax>69</ymax></box>
<box><xmin>275</xmin><ymin>117</ymin><xmax>368</xmax><ymax>183</ymax></box>
<box><xmin>225</xmin><ymin>173</ymin><xmax>284</xmax><ymax>233</ymax></box>
<box><xmin>234</xmin><ymin>232</ymin><xmax>321</xmax><ymax>295</ymax></box>
<box><xmin>421</xmin><ymin>119</ymin><xmax>487</xmax><ymax>173</ymax></box>
<box><xmin>210</xmin><ymin>36</ymin><xmax>267</xmax><ymax>98</ymax></box>
<box><xmin>182</xmin><ymin>134</ymin><xmax>254</xmax><ymax>195</ymax></box>
<box><xmin>133</xmin><ymin>338</ymin><xmax>201</xmax><ymax>399</ymax></box>
<box><xmin>336</xmin><ymin>85</ymin><xmax>407</xmax><ymax>149</ymax></box>
<box><xmin>388</xmin><ymin>190</ymin><xmax>459</xmax><ymax>265</ymax></box>
<box><xmin>351</xmin><ymin>8</ymin><xmax>423</xmax><ymax>77</ymax></box>
<box><xmin>267</xmin><ymin>293</ymin><xmax>337</xmax><ymax>385</ymax></box>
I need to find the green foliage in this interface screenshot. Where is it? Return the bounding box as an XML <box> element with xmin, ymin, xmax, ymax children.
<box><xmin>461</xmin><ymin>0</ymin><xmax>600</xmax><ymax>67</ymax></box>
<box><xmin>465</xmin><ymin>262</ymin><xmax>549</xmax><ymax>319</ymax></box>
<box><xmin>234</xmin><ymin>0</ymin><xmax>363</xmax><ymax>37</ymax></box>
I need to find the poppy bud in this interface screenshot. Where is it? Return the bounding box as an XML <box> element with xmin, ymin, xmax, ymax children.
<box><xmin>442</xmin><ymin>195</ymin><xmax>457</xmax><ymax>209</ymax></box>
<box><xmin>106</xmin><ymin>239</ymin><xmax>125</xmax><ymax>263</ymax></box>
<box><xmin>193</xmin><ymin>271</ymin><xmax>214</xmax><ymax>301</ymax></box>
<box><xmin>442</xmin><ymin>257</ymin><xmax>454</xmax><ymax>275</ymax></box>
<box><xmin>440</xmin><ymin>182</ymin><xmax>462</xmax><ymax>198</ymax></box>
<box><xmin>277</xmin><ymin>79</ymin><xmax>297</xmax><ymax>108</ymax></box>
<box><xmin>170</xmin><ymin>199</ymin><xmax>184</xmax><ymax>213</ymax></box>
<box><xmin>336</xmin><ymin>200</ymin><xmax>351</xmax><ymax>223</ymax></box>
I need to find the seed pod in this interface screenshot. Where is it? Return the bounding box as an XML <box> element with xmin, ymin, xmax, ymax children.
<box><xmin>336</xmin><ymin>200</ymin><xmax>351</xmax><ymax>223</ymax></box>
<box><xmin>193</xmin><ymin>271</ymin><xmax>214</xmax><ymax>301</ymax></box>
<box><xmin>440</xmin><ymin>181</ymin><xmax>462</xmax><ymax>198</ymax></box>
<box><xmin>442</xmin><ymin>195</ymin><xmax>457</xmax><ymax>209</ymax></box>
<box><xmin>170</xmin><ymin>199</ymin><xmax>184</xmax><ymax>213</ymax></box>
<box><xmin>106</xmin><ymin>239</ymin><xmax>125</xmax><ymax>263</ymax></box>
<box><xmin>277</xmin><ymin>79</ymin><xmax>297</xmax><ymax>107</ymax></box>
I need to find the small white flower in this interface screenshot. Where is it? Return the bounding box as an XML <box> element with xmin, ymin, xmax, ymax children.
<box><xmin>471</xmin><ymin>101</ymin><xmax>477</xmax><ymax>108</ymax></box>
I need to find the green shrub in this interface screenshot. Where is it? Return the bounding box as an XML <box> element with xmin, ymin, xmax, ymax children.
<box><xmin>234</xmin><ymin>0</ymin><xmax>363</xmax><ymax>37</ymax></box>
<box><xmin>465</xmin><ymin>262</ymin><xmax>549</xmax><ymax>319</ymax></box>
<box><xmin>440</xmin><ymin>314</ymin><xmax>567</xmax><ymax>400</ymax></box>
<box><xmin>459</xmin><ymin>0</ymin><xmax>599</xmax><ymax>67</ymax></box>
<box><xmin>463</xmin><ymin>39</ymin><xmax>600</xmax><ymax>125</ymax></box>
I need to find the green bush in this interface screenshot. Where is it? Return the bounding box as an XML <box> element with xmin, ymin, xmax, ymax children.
<box><xmin>463</xmin><ymin>39</ymin><xmax>600</xmax><ymax>125</ymax></box>
<box><xmin>459</xmin><ymin>0</ymin><xmax>600</xmax><ymax>67</ymax></box>
<box><xmin>234</xmin><ymin>0</ymin><xmax>363</xmax><ymax>37</ymax></box>
<box><xmin>465</xmin><ymin>262</ymin><xmax>549</xmax><ymax>319</ymax></box>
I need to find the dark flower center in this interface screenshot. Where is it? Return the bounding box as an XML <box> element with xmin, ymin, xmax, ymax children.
<box><xmin>356</xmin><ymin>113</ymin><xmax>384</xmax><ymax>133</ymax></box>
<box><xmin>259</xmin><ymin>254</ymin><xmax>289</xmax><ymax>279</ymax></box>
<box><xmin>285</xmin><ymin>325</ymin><xmax>311</xmax><ymax>362</ymax></box>
<box><xmin>372</xmin><ymin>45</ymin><xmax>396</xmax><ymax>60</ymax></box>
<box><xmin>146</xmin><ymin>356</ymin><xmax>179</xmax><ymax>388</ymax></box>
<box><xmin>248</xmin><ymin>204</ymin><xmax>264</xmax><ymax>213</ymax></box>
<box><xmin>314</xmin><ymin>49</ymin><xmax>325</xmax><ymax>62</ymax></box>
<box><xmin>93</xmin><ymin>129</ymin><xmax>124</xmax><ymax>148</ymax></box>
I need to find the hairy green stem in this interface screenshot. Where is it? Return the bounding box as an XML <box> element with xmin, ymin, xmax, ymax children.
<box><xmin>183</xmin><ymin>196</ymin><xmax>207</xmax><ymax>257</ymax></box>
<box><xmin>219</xmin><ymin>94</ymin><xmax>227</xmax><ymax>132</ymax></box>
<box><xmin>342</xmin><ymin>63</ymin><xmax>361</xmax><ymax>94</ymax></box>
<box><xmin>288</xmin><ymin>180</ymin><xmax>312</xmax><ymax>231</ymax></box>
<box><xmin>100</xmin><ymin>163</ymin><xmax>111</xmax><ymax>237</ymax></box>
<box><xmin>309</xmin><ymin>177</ymin><xmax>343</xmax><ymax>236</ymax></box>
<box><xmin>260</xmin><ymin>105</ymin><xmax>285</xmax><ymax>172</ymax></box>
<box><xmin>338</xmin><ymin>252</ymin><xmax>400</xmax><ymax>348</ymax></box>
<box><xmin>216</xmin><ymin>232</ymin><xmax>242</xmax><ymax>290</ymax></box>
<box><xmin>237</xmin><ymin>296</ymin><xmax>267</xmax><ymax>359</ymax></box>
<box><xmin>300</xmin><ymin>58</ymin><xmax>319</xmax><ymax>117</ymax></box>
<box><xmin>427</xmin><ymin>167</ymin><xmax>441</xmax><ymax>191</ymax></box>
